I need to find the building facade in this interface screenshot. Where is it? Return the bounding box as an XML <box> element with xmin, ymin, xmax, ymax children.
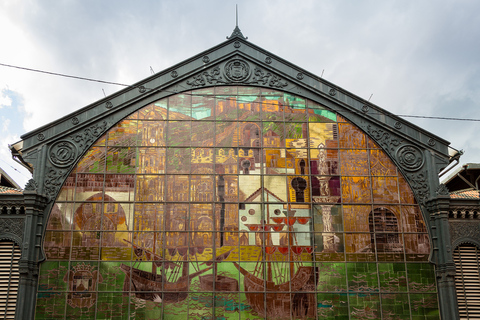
<box><xmin>0</xmin><ymin>28</ymin><xmax>474</xmax><ymax>319</ymax></box>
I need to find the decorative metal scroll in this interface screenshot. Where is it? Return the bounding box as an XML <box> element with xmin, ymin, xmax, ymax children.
<box><xmin>366</xmin><ymin>124</ymin><xmax>429</xmax><ymax>204</ymax></box>
<box><xmin>43</xmin><ymin>120</ymin><xmax>111</xmax><ymax>201</ymax></box>
<box><xmin>186</xmin><ymin>59</ymin><xmax>288</xmax><ymax>89</ymax></box>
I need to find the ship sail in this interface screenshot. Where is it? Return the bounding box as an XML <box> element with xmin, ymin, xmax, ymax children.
<box><xmin>235</xmin><ymin>203</ymin><xmax>318</xmax><ymax>318</ymax></box>
<box><xmin>119</xmin><ymin>240</ymin><xmax>213</xmax><ymax>303</ymax></box>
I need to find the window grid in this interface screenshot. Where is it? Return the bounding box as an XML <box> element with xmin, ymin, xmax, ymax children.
<box><xmin>37</xmin><ymin>86</ymin><xmax>439</xmax><ymax>319</ymax></box>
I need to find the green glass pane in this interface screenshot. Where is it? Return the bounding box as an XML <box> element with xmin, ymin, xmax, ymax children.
<box><xmin>38</xmin><ymin>261</ymin><xmax>69</xmax><ymax>292</ymax></box>
<box><xmin>348</xmin><ymin>293</ymin><xmax>380</xmax><ymax>319</ymax></box>
<box><xmin>316</xmin><ymin>262</ymin><xmax>347</xmax><ymax>292</ymax></box>
<box><xmin>378</xmin><ymin>263</ymin><xmax>407</xmax><ymax>292</ymax></box>
<box><xmin>410</xmin><ymin>293</ymin><xmax>440</xmax><ymax>319</ymax></box>
<box><xmin>317</xmin><ymin>293</ymin><xmax>349</xmax><ymax>319</ymax></box>
<box><xmin>96</xmin><ymin>292</ymin><xmax>130</xmax><ymax>319</ymax></box>
<box><xmin>346</xmin><ymin>263</ymin><xmax>378</xmax><ymax>292</ymax></box>
<box><xmin>35</xmin><ymin>292</ymin><xmax>66</xmax><ymax>319</ymax></box>
<box><xmin>381</xmin><ymin>293</ymin><xmax>411</xmax><ymax>319</ymax></box>
<box><xmin>407</xmin><ymin>263</ymin><xmax>437</xmax><ymax>292</ymax></box>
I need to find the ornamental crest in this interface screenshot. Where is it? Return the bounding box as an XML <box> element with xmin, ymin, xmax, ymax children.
<box><xmin>224</xmin><ymin>59</ymin><xmax>251</xmax><ymax>82</ymax></box>
<box><xmin>64</xmin><ymin>263</ymin><xmax>103</xmax><ymax>308</ymax></box>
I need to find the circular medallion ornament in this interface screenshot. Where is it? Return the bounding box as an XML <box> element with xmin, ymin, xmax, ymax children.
<box><xmin>37</xmin><ymin>133</ymin><xmax>45</xmax><ymax>141</ymax></box>
<box><xmin>361</xmin><ymin>105</ymin><xmax>369</xmax><ymax>113</ymax></box>
<box><xmin>296</xmin><ymin>72</ymin><xmax>304</xmax><ymax>80</ymax></box>
<box><xmin>233</xmin><ymin>41</ymin><xmax>241</xmax><ymax>48</ymax></box>
<box><xmin>202</xmin><ymin>56</ymin><xmax>210</xmax><ymax>63</ymax></box>
<box><xmin>329</xmin><ymin>88</ymin><xmax>336</xmax><ymax>96</ymax></box>
<box><xmin>396</xmin><ymin>145</ymin><xmax>424</xmax><ymax>171</ymax></box>
<box><xmin>428</xmin><ymin>138</ymin><xmax>436</xmax><ymax>146</ymax></box>
<box><xmin>224</xmin><ymin>59</ymin><xmax>251</xmax><ymax>83</ymax></box>
<box><xmin>265</xmin><ymin>56</ymin><xmax>272</xmax><ymax>64</ymax></box>
<box><xmin>138</xmin><ymin>85</ymin><xmax>146</xmax><ymax>93</ymax></box>
<box><xmin>394</xmin><ymin>121</ymin><xmax>402</xmax><ymax>129</ymax></box>
<box><xmin>105</xmin><ymin>101</ymin><xmax>113</xmax><ymax>109</ymax></box>
<box><xmin>171</xmin><ymin>70</ymin><xmax>178</xmax><ymax>78</ymax></box>
<box><xmin>49</xmin><ymin>140</ymin><xmax>77</xmax><ymax>168</ymax></box>
<box><xmin>71</xmin><ymin>117</ymin><xmax>79</xmax><ymax>125</ymax></box>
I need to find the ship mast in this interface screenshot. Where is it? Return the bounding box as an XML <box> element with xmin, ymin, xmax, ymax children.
<box><xmin>266</xmin><ymin>192</ymin><xmax>273</xmax><ymax>282</ymax></box>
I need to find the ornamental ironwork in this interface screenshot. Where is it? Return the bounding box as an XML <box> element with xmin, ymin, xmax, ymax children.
<box><xmin>48</xmin><ymin>140</ymin><xmax>77</xmax><ymax>168</ymax></box>
<box><xmin>224</xmin><ymin>59</ymin><xmax>251</xmax><ymax>83</ymax></box>
<box><xmin>396</xmin><ymin>145</ymin><xmax>424</xmax><ymax>172</ymax></box>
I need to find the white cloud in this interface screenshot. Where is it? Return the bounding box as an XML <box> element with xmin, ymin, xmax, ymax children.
<box><xmin>0</xmin><ymin>0</ymin><xmax>478</xmax><ymax>179</ymax></box>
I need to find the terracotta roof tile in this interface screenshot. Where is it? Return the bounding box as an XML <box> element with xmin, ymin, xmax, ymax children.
<box><xmin>450</xmin><ymin>189</ymin><xmax>480</xmax><ymax>199</ymax></box>
<box><xmin>0</xmin><ymin>186</ymin><xmax>23</xmax><ymax>195</ymax></box>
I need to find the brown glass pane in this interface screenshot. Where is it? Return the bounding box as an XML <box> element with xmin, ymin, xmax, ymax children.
<box><xmin>398</xmin><ymin>175</ymin><xmax>416</xmax><ymax>204</ymax></box>
<box><xmin>47</xmin><ymin>202</ymin><xmax>74</xmax><ymax>230</ymax></box>
<box><xmin>308</xmin><ymin>122</ymin><xmax>336</xmax><ymax>148</ymax></box>
<box><xmin>166</xmin><ymin>147</ymin><xmax>190</xmax><ymax>173</ymax></box>
<box><xmin>215</xmin><ymin>121</ymin><xmax>238</xmax><ymax>147</ymax></box>
<box><xmin>107</xmin><ymin>120</ymin><xmax>138</xmax><ymax>146</ymax></box>
<box><xmin>167</xmin><ymin>120</ymin><xmax>191</xmax><ymax>146</ymax></box>
<box><xmin>100</xmin><ymin>232</ymin><xmax>131</xmax><ymax>260</ymax></box>
<box><xmin>261</xmin><ymin>96</ymin><xmax>284</xmax><ymax>121</ymax></box>
<box><xmin>370</xmin><ymin>149</ymin><xmax>397</xmax><ymax>176</ymax></box>
<box><xmin>191</xmin><ymin>148</ymin><xmax>214</xmax><ymax>173</ymax></box>
<box><xmin>44</xmin><ymin>231</ymin><xmax>71</xmax><ymax>260</ymax></box>
<box><xmin>190</xmin><ymin>175</ymin><xmax>214</xmax><ymax>202</ymax></box>
<box><xmin>338</xmin><ymin>122</ymin><xmax>367</xmax><ymax>148</ymax></box>
<box><xmin>237</xmin><ymin>91</ymin><xmax>261</xmax><ymax>120</ymax></box>
<box><xmin>343</xmin><ymin>205</ymin><xmax>372</xmax><ymax>232</ymax></box>
<box><xmin>105</xmin><ymin>147</ymin><xmax>136</xmax><ymax>174</ymax></box>
<box><xmin>74</xmin><ymin>201</ymin><xmax>103</xmax><ymax>231</ymax></box>
<box><xmin>341</xmin><ymin>176</ymin><xmax>372</xmax><ymax>203</ymax></box>
<box><xmin>339</xmin><ymin>149</ymin><xmax>369</xmax><ymax>176</ymax></box>
<box><xmin>75</xmin><ymin>147</ymin><xmax>106</xmax><ymax>173</ymax></box>
<box><xmin>191</xmin><ymin>121</ymin><xmax>215</xmax><ymax>146</ymax></box>
<box><xmin>137</xmin><ymin>147</ymin><xmax>166</xmax><ymax>174</ymax></box>
<box><xmin>133</xmin><ymin>203</ymin><xmax>164</xmax><ymax>231</ymax></box>
<box><xmin>138</xmin><ymin>120</ymin><xmax>166</xmax><ymax>147</ymax></box>
<box><xmin>265</xmin><ymin>148</ymin><xmax>287</xmax><ymax>174</ymax></box>
<box><xmin>215</xmin><ymin>148</ymin><xmax>238</xmax><ymax>174</ymax></box>
<box><xmin>168</xmin><ymin>92</ymin><xmax>192</xmax><ymax>119</ymax></box>
<box><xmin>103</xmin><ymin>174</ymin><xmax>135</xmax><ymax>202</ymax></box>
<box><xmin>138</xmin><ymin>103</ymin><xmax>166</xmax><ymax>121</ymax></box>
<box><xmin>372</xmin><ymin>177</ymin><xmax>400</xmax><ymax>204</ymax></box>
<box><xmin>191</xmin><ymin>92</ymin><xmax>214</xmax><ymax>120</ymax></box>
<box><xmin>166</xmin><ymin>175</ymin><xmax>189</xmax><ymax>201</ymax></box>
<box><xmin>401</xmin><ymin>205</ymin><xmax>427</xmax><ymax>233</ymax></box>
<box><xmin>74</xmin><ymin>174</ymin><xmax>104</xmax><ymax>201</ymax></box>
<box><xmin>215</xmin><ymin>95</ymin><xmax>237</xmax><ymax>120</ymax></box>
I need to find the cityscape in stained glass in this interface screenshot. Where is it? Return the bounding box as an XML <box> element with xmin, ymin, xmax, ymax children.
<box><xmin>37</xmin><ymin>86</ymin><xmax>439</xmax><ymax>319</ymax></box>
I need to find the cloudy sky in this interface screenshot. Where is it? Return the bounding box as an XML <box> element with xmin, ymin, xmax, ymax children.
<box><xmin>1</xmin><ymin>0</ymin><xmax>479</xmax><ymax>188</ymax></box>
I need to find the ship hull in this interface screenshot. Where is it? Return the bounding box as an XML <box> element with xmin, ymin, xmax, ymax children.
<box><xmin>233</xmin><ymin>263</ymin><xmax>318</xmax><ymax>319</ymax></box>
<box><xmin>120</xmin><ymin>263</ymin><xmax>211</xmax><ymax>303</ymax></box>
<box><xmin>199</xmin><ymin>274</ymin><xmax>239</xmax><ymax>291</ymax></box>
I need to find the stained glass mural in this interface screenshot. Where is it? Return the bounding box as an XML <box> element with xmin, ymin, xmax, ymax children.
<box><xmin>37</xmin><ymin>86</ymin><xmax>439</xmax><ymax>319</ymax></box>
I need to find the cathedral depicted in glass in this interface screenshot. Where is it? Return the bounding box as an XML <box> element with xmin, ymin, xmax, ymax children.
<box><xmin>36</xmin><ymin>86</ymin><xmax>439</xmax><ymax>319</ymax></box>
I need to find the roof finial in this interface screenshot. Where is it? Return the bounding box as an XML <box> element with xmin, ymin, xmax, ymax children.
<box><xmin>227</xmin><ymin>5</ymin><xmax>248</xmax><ymax>40</ymax></box>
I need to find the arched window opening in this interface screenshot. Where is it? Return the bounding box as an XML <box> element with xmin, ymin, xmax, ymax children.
<box><xmin>369</xmin><ymin>207</ymin><xmax>401</xmax><ymax>252</ymax></box>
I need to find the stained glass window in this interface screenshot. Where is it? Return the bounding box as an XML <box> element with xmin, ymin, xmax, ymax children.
<box><xmin>36</xmin><ymin>86</ymin><xmax>439</xmax><ymax>319</ymax></box>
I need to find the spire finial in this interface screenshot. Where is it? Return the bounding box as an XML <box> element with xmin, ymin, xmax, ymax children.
<box><xmin>236</xmin><ymin>4</ymin><xmax>238</xmax><ymax>27</ymax></box>
<box><xmin>227</xmin><ymin>5</ymin><xmax>248</xmax><ymax>40</ymax></box>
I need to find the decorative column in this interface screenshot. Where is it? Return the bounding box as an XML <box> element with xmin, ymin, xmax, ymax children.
<box><xmin>16</xmin><ymin>180</ymin><xmax>49</xmax><ymax>320</ymax></box>
<box><xmin>426</xmin><ymin>184</ymin><xmax>460</xmax><ymax>320</ymax></box>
